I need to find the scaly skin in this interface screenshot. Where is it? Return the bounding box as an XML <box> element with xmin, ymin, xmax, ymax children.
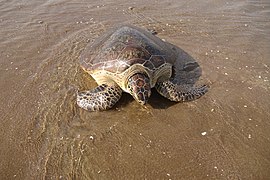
<box><xmin>77</xmin><ymin>84</ymin><xmax>122</xmax><ymax>111</ymax></box>
<box><xmin>126</xmin><ymin>73</ymin><xmax>151</xmax><ymax>105</ymax></box>
<box><xmin>77</xmin><ymin>73</ymin><xmax>153</xmax><ymax>111</ymax></box>
<box><xmin>155</xmin><ymin>81</ymin><xmax>208</xmax><ymax>102</ymax></box>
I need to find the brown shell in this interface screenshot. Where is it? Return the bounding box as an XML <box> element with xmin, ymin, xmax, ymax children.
<box><xmin>80</xmin><ymin>25</ymin><xmax>178</xmax><ymax>74</ymax></box>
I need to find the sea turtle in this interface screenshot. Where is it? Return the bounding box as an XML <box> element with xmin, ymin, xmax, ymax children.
<box><xmin>77</xmin><ymin>25</ymin><xmax>208</xmax><ymax>111</ymax></box>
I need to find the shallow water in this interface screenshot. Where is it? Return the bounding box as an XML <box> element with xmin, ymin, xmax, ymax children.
<box><xmin>0</xmin><ymin>0</ymin><xmax>270</xmax><ymax>179</ymax></box>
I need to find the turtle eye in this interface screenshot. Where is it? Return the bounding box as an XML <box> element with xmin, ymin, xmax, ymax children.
<box><xmin>127</xmin><ymin>84</ymin><xmax>132</xmax><ymax>93</ymax></box>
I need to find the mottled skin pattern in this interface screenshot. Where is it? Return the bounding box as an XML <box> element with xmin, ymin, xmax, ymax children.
<box><xmin>77</xmin><ymin>74</ymin><xmax>151</xmax><ymax>111</ymax></box>
<box><xmin>127</xmin><ymin>73</ymin><xmax>151</xmax><ymax>104</ymax></box>
<box><xmin>77</xmin><ymin>25</ymin><xmax>208</xmax><ymax>111</ymax></box>
<box><xmin>77</xmin><ymin>84</ymin><xmax>122</xmax><ymax>111</ymax></box>
<box><xmin>155</xmin><ymin>82</ymin><xmax>207</xmax><ymax>102</ymax></box>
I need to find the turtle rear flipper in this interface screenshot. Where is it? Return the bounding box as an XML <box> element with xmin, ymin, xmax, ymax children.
<box><xmin>155</xmin><ymin>81</ymin><xmax>208</xmax><ymax>102</ymax></box>
<box><xmin>77</xmin><ymin>84</ymin><xmax>122</xmax><ymax>111</ymax></box>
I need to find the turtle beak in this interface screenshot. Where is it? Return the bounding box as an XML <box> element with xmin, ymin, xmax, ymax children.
<box><xmin>135</xmin><ymin>87</ymin><xmax>151</xmax><ymax>105</ymax></box>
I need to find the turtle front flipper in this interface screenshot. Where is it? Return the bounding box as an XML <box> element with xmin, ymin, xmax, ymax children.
<box><xmin>155</xmin><ymin>81</ymin><xmax>208</xmax><ymax>102</ymax></box>
<box><xmin>77</xmin><ymin>84</ymin><xmax>122</xmax><ymax>111</ymax></box>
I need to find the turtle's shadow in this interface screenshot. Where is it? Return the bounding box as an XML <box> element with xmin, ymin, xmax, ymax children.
<box><xmin>114</xmin><ymin>93</ymin><xmax>134</xmax><ymax>108</ymax></box>
<box><xmin>148</xmin><ymin>89</ymin><xmax>177</xmax><ymax>109</ymax></box>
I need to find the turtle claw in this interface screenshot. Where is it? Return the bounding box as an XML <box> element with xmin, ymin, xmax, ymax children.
<box><xmin>77</xmin><ymin>84</ymin><xmax>122</xmax><ymax>111</ymax></box>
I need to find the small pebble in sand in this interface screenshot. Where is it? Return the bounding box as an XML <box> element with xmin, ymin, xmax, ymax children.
<box><xmin>38</xmin><ymin>20</ymin><xmax>43</xmax><ymax>24</ymax></box>
<box><xmin>244</xmin><ymin>105</ymin><xmax>247</xmax><ymax>108</ymax></box>
<box><xmin>214</xmin><ymin>166</ymin><xmax>218</xmax><ymax>169</ymax></box>
<box><xmin>258</xmin><ymin>75</ymin><xmax>261</xmax><ymax>79</ymax></box>
<box><xmin>211</xmin><ymin>108</ymin><xmax>214</xmax><ymax>112</ymax></box>
<box><xmin>248</xmin><ymin>134</ymin><xmax>252</xmax><ymax>139</ymax></box>
<box><xmin>249</xmin><ymin>118</ymin><xmax>252</xmax><ymax>121</ymax></box>
<box><xmin>217</xmin><ymin>50</ymin><xmax>220</xmax><ymax>53</ymax></box>
<box><xmin>224</xmin><ymin>72</ymin><xmax>228</xmax><ymax>75</ymax></box>
<box><xmin>225</xmin><ymin>57</ymin><xmax>229</xmax><ymax>60</ymax></box>
<box><xmin>89</xmin><ymin>136</ymin><xmax>94</xmax><ymax>140</ymax></box>
<box><xmin>167</xmin><ymin>173</ymin><xmax>171</xmax><ymax>176</ymax></box>
<box><xmin>216</xmin><ymin>66</ymin><xmax>220</xmax><ymax>69</ymax></box>
<box><xmin>205</xmin><ymin>52</ymin><xmax>208</xmax><ymax>55</ymax></box>
<box><xmin>201</xmin><ymin>132</ymin><xmax>207</xmax><ymax>136</ymax></box>
<box><xmin>128</xmin><ymin>6</ymin><xmax>134</xmax><ymax>10</ymax></box>
<box><xmin>248</xmin><ymin>87</ymin><xmax>252</xmax><ymax>90</ymax></box>
<box><xmin>244</xmin><ymin>24</ymin><xmax>248</xmax><ymax>27</ymax></box>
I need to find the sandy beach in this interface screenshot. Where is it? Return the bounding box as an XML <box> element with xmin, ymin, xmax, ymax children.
<box><xmin>0</xmin><ymin>0</ymin><xmax>270</xmax><ymax>179</ymax></box>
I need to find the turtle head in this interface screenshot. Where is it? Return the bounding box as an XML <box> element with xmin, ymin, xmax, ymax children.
<box><xmin>127</xmin><ymin>73</ymin><xmax>151</xmax><ymax>105</ymax></box>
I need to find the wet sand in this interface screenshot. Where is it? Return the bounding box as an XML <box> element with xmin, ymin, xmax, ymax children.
<box><xmin>0</xmin><ymin>0</ymin><xmax>270</xmax><ymax>179</ymax></box>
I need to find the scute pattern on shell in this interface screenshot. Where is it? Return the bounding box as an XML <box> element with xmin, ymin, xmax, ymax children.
<box><xmin>80</xmin><ymin>25</ymin><xmax>174</xmax><ymax>74</ymax></box>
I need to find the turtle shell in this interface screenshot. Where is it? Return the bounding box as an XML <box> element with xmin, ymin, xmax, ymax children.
<box><xmin>80</xmin><ymin>25</ymin><xmax>177</xmax><ymax>74</ymax></box>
